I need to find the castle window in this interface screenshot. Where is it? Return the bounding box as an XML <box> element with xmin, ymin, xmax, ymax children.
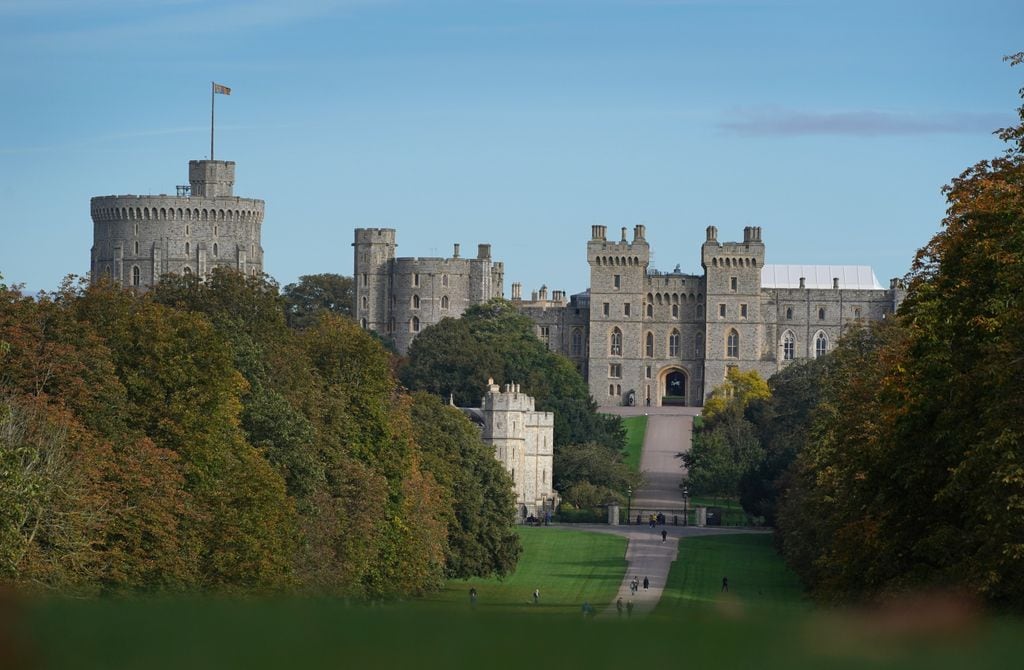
<box><xmin>185</xmin><ymin>242</ymin><xmax>190</xmax><ymax>255</ymax></box>
<box><xmin>213</xmin><ymin>243</ymin><xmax>218</xmax><ymax>257</ymax></box>
<box><xmin>214</xmin><ymin>225</ymin><xmax>218</xmax><ymax>236</ymax></box>
<box><xmin>134</xmin><ymin>223</ymin><xmax>139</xmax><ymax>236</ymax></box>
<box><xmin>441</xmin><ymin>295</ymin><xmax>449</xmax><ymax>310</ymax></box>
<box><xmin>412</xmin><ymin>294</ymin><xmax>420</xmax><ymax>309</ymax></box>
<box><xmin>730</xmin><ymin>277</ymin><xmax>737</xmax><ymax>291</ymax></box>
<box><xmin>695</xmin><ymin>332</ymin><xmax>703</xmax><ymax>357</ymax></box>
<box><xmin>726</xmin><ymin>329</ymin><xmax>739</xmax><ymax>358</ymax></box>
<box><xmin>646</xmin><ymin>332</ymin><xmax>654</xmax><ymax>357</ymax></box>
<box><xmin>442</xmin><ymin>274</ymin><xmax>449</xmax><ymax>287</ymax></box>
<box><xmin>183</xmin><ymin>267</ymin><xmax>192</xmax><ymax>275</ymax></box>
<box><xmin>669</xmin><ymin>329</ymin><xmax>680</xmax><ymax>357</ymax></box>
<box><xmin>719</xmin><ymin>304</ymin><xmax>726</xmax><ymax>318</ymax></box>
<box><xmin>646</xmin><ymin>303</ymin><xmax>653</xmax><ymax>318</ymax></box>
<box><xmin>411</xmin><ymin>316</ymin><xmax>420</xmax><ymax>332</ymax></box>
<box><xmin>815</xmin><ymin>332</ymin><xmax>828</xmax><ymax>358</ymax></box>
<box><xmin>134</xmin><ymin>240</ymin><xmax>139</xmax><ymax>255</ymax></box>
<box><xmin>361</xmin><ymin>296</ymin><xmax>368</xmax><ymax>309</ymax></box>
<box><xmin>854</xmin><ymin>307</ymin><xmax>862</xmax><ymax>319</ymax></box>
<box><xmin>818</xmin><ymin>307</ymin><xmax>826</xmax><ymax>320</ymax></box>
<box><xmin>360</xmin><ymin>318</ymin><xmax>367</xmax><ymax>329</ymax></box>
<box><xmin>697</xmin><ymin>304</ymin><xmax>704</xmax><ymax>318</ymax></box>
<box><xmin>540</xmin><ymin>326</ymin><xmax>550</xmax><ymax>348</ymax></box>
<box><xmin>672</xmin><ymin>304</ymin><xmax>679</xmax><ymax>318</ymax></box>
<box><xmin>786</xmin><ymin>307</ymin><xmax>793</xmax><ymax>320</ymax></box>
<box><xmin>610</xmin><ymin>328</ymin><xmax>622</xmax><ymax>356</ymax></box>
<box><xmin>185</xmin><ymin>225</ymin><xmax>190</xmax><ymax>236</ymax></box>
<box><xmin>783</xmin><ymin>331</ymin><xmax>795</xmax><ymax>360</ymax></box>
<box><xmin>614</xmin><ymin>274</ymin><xmax>621</xmax><ymax>289</ymax></box>
<box><xmin>603</xmin><ymin>302</ymin><xmax>610</xmax><ymax>317</ymax></box>
<box><xmin>571</xmin><ymin>329</ymin><xmax>584</xmax><ymax>357</ymax></box>
<box><xmin>609</xmin><ymin>363</ymin><xmax>621</xmax><ymax>378</ymax></box>
<box><xmin>616</xmin><ymin>384</ymin><xmax>621</xmax><ymax>396</ymax></box>
<box><xmin>740</xmin><ymin>304</ymin><xmax>748</xmax><ymax>318</ymax></box>
<box><xmin>362</xmin><ymin>274</ymin><xmax>368</xmax><ymax>286</ymax></box>
<box><xmin>387</xmin><ymin>318</ymin><xmax>395</xmax><ymax>333</ymax></box>
<box><xmin>624</xmin><ymin>303</ymin><xmax>631</xmax><ymax>317</ymax></box>
<box><xmin>131</xmin><ymin>266</ymin><xmax>141</xmax><ymax>287</ymax></box>
<box><xmin>645</xmin><ymin>365</ymin><xmax>652</xmax><ymax>379</ymax></box>
<box><xmin>609</xmin><ymin>384</ymin><xmax>615</xmax><ymax>396</ymax></box>
<box><xmin>412</xmin><ymin>273</ymin><xmax>420</xmax><ymax>287</ymax></box>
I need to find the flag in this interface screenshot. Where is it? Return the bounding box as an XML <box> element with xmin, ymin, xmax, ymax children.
<box><xmin>213</xmin><ymin>83</ymin><xmax>231</xmax><ymax>95</ymax></box>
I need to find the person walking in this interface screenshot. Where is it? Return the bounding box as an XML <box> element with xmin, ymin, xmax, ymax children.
<box><xmin>626</xmin><ymin>600</ymin><xmax>634</xmax><ymax>618</ymax></box>
<box><xmin>643</xmin><ymin>576</ymin><xmax>649</xmax><ymax>590</ymax></box>
<box><xmin>722</xmin><ymin>576</ymin><xmax>729</xmax><ymax>592</ymax></box>
<box><xmin>616</xmin><ymin>597</ymin><xmax>624</xmax><ymax>617</ymax></box>
<box><xmin>469</xmin><ymin>587</ymin><xmax>478</xmax><ymax>607</ymax></box>
<box><xmin>661</xmin><ymin>529</ymin><xmax>667</xmax><ymax>543</ymax></box>
<box><xmin>533</xmin><ymin>588</ymin><xmax>540</xmax><ymax>604</ymax></box>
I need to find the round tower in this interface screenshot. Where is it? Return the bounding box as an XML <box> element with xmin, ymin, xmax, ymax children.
<box><xmin>90</xmin><ymin>159</ymin><xmax>264</xmax><ymax>290</ymax></box>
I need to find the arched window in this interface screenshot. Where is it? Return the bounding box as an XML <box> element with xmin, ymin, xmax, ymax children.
<box><xmin>671</xmin><ymin>304</ymin><xmax>679</xmax><ymax>318</ymax></box>
<box><xmin>134</xmin><ymin>240</ymin><xmax>139</xmax><ymax>255</ymax></box>
<box><xmin>694</xmin><ymin>332</ymin><xmax>703</xmax><ymax>357</ymax></box>
<box><xmin>213</xmin><ymin>243</ymin><xmax>218</xmax><ymax>257</ymax></box>
<box><xmin>610</xmin><ymin>328</ymin><xmax>622</xmax><ymax>356</ymax></box>
<box><xmin>726</xmin><ymin>329</ymin><xmax>739</xmax><ymax>358</ymax></box>
<box><xmin>361</xmin><ymin>296</ymin><xmax>368</xmax><ymax>309</ymax></box>
<box><xmin>786</xmin><ymin>307</ymin><xmax>793</xmax><ymax>320</ymax></box>
<box><xmin>818</xmin><ymin>307</ymin><xmax>826</xmax><ymax>320</ymax></box>
<box><xmin>131</xmin><ymin>266</ymin><xmax>141</xmax><ymax>287</ymax></box>
<box><xmin>360</xmin><ymin>318</ymin><xmax>367</xmax><ymax>329</ymax></box>
<box><xmin>442</xmin><ymin>274</ymin><xmax>449</xmax><ymax>287</ymax></box>
<box><xmin>412</xmin><ymin>294</ymin><xmax>420</xmax><ymax>309</ymax></box>
<box><xmin>815</xmin><ymin>332</ymin><xmax>828</xmax><ymax>358</ymax></box>
<box><xmin>441</xmin><ymin>295</ymin><xmax>449</xmax><ymax>309</ymax></box>
<box><xmin>411</xmin><ymin>316</ymin><xmax>420</xmax><ymax>332</ymax></box>
<box><xmin>609</xmin><ymin>384</ymin><xmax>615</xmax><ymax>396</ymax></box>
<box><xmin>645</xmin><ymin>332</ymin><xmax>654</xmax><ymax>357</ymax></box>
<box><xmin>669</xmin><ymin>329</ymin><xmax>680</xmax><ymax>357</ymax></box>
<box><xmin>571</xmin><ymin>328</ymin><xmax>583</xmax><ymax>357</ymax></box>
<box><xmin>782</xmin><ymin>331</ymin><xmax>795</xmax><ymax>360</ymax></box>
<box><xmin>185</xmin><ymin>242</ymin><xmax>190</xmax><ymax>255</ymax></box>
<box><xmin>646</xmin><ymin>303</ymin><xmax>653</xmax><ymax>318</ymax></box>
<box><xmin>854</xmin><ymin>307</ymin><xmax>862</xmax><ymax>319</ymax></box>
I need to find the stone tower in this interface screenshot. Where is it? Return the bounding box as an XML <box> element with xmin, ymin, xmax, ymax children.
<box><xmin>586</xmin><ymin>225</ymin><xmax>651</xmax><ymax>405</ymax></box>
<box><xmin>353</xmin><ymin>227</ymin><xmax>398</xmax><ymax>333</ymax></box>
<box><xmin>478</xmin><ymin>379</ymin><xmax>557</xmax><ymax>520</ymax></box>
<box><xmin>701</xmin><ymin>225</ymin><xmax>766</xmax><ymax>391</ymax></box>
<box><xmin>90</xmin><ymin>159</ymin><xmax>264</xmax><ymax>289</ymax></box>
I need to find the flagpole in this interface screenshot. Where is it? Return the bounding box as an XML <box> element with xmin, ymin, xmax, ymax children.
<box><xmin>210</xmin><ymin>81</ymin><xmax>215</xmax><ymax>160</ymax></box>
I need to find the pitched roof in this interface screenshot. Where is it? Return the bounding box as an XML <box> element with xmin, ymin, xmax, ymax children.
<box><xmin>760</xmin><ymin>264</ymin><xmax>884</xmax><ymax>290</ymax></box>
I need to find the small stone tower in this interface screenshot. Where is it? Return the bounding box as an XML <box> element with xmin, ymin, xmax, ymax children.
<box><xmin>90</xmin><ymin>159</ymin><xmax>264</xmax><ymax>289</ymax></box>
<box><xmin>479</xmin><ymin>379</ymin><xmax>557</xmax><ymax>520</ymax></box>
<box><xmin>353</xmin><ymin>228</ymin><xmax>398</xmax><ymax>332</ymax></box>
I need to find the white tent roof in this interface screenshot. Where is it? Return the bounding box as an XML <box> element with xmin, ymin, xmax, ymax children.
<box><xmin>761</xmin><ymin>264</ymin><xmax>883</xmax><ymax>290</ymax></box>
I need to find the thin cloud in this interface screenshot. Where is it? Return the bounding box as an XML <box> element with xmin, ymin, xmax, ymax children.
<box><xmin>719</xmin><ymin>108</ymin><xmax>1009</xmax><ymax>137</ymax></box>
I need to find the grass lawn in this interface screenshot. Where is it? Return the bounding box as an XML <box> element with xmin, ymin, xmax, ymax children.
<box><xmin>621</xmin><ymin>415</ymin><xmax>647</xmax><ymax>472</ymax></box>
<box><xmin>654</xmin><ymin>533</ymin><xmax>807</xmax><ymax>616</ymax></box>
<box><xmin>421</xmin><ymin>526</ymin><xmax>627</xmax><ymax>615</ymax></box>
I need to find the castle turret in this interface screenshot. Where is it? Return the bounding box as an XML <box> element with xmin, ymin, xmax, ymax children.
<box><xmin>90</xmin><ymin>158</ymin><xmax>264</xmax><ymax>290</ymax></box>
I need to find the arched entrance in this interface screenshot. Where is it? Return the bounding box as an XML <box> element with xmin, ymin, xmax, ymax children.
<box><xmin>660</xmin><ymin>368</ymin><xmax>688</xmax><ymax>406</ymax></box>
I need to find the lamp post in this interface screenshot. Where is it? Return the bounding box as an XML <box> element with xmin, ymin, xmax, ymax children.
<box><xmin>682</xmin><ymin>485</ymin><xmax>689</xmax><ymax>526</ymax></box>
<box><xmin>626</xmin><ymin>486</ymin><xmax>632</xmax><ymax>525</ymax></box>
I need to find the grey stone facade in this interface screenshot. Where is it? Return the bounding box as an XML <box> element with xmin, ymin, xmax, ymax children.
<box><xmin>357</xmin><ymin>225</ymin><xmax>904</xmax><ymax>407</ymax></box>
<box><xmin>90</xmin><ymin>160</ymin><xmax>264</xmax><ymax>289</ymax></box>
<box><xmin>352</xmin><ymin>228</ymin><xmax>504</xmax><ymax>354</ymax></box>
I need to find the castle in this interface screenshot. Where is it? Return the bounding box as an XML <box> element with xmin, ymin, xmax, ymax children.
<box><xmin>354</xmin><ymin>225</ymin><xmax>905</xmax><ymax>407</ymax></box>
<box><xmin>90</xmin><ymin>159</ymin><xmax>264</xmax><ymax>288</ymax></box>
<box><xmin>461</xmin><ymin>381</ymin><xmax>558</xmax><ymax>520</ymax></box>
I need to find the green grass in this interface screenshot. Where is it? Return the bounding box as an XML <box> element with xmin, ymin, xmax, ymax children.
<box><xmin>621</xmin><ymin>415</ymin><xmax>647</xmax><ymax>472</ymax></box>
<box><xmin>422</xmin><ymin>526</ymin><xmax>627</xmax><ymax>615</ymax></box>
<box><xmin>654</xmin><ymin>533</ymin><xmax>807</xmax><ymax>616</ymax></box>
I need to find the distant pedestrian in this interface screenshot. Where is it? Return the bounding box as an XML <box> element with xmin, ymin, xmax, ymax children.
<box><xmin>626</xmin><ymin>600</ymin><xmax>634</xmax><ymax>617</ymax></box>
<box><xmin>661</xmin><ymin>529</ymin><xmax>667</xmax><ymax>542</ymax></box>
<box><xmin>643</xmin><ymin>576</ymin><xmax>649</xmax><ymax>590</ymax></box>
<box><xmin>533</xmin><ymin>588</ymin><xmax>540</xmax><ymax>604</ymax></box>
<box><xmin>721</xmin><ymin>576</ymin><xmax>729</xmax><ymax>592</ymax></box>
<box><xmin>581</xmin><ymin>601</ymin><xmax>593</xmax><ymax>617</ymax></box>
<box><xmin>470</xmin><ymin>587</ymin><xmax>478</xmax><ymax>606</ymax></box>
<box><xmin>616</xmin><ymin>597</ymin><xmax>624</xmax><ymax>616</ymax></box>
<box><xmin>636</xmin><ymin>513</ymin><xmax>642</xmax><ymax>525</ymax></box>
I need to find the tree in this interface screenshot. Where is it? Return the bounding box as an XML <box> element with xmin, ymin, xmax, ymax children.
<box><xmin>282</xmin><ymin>273</ymin><xmax>354</xmax><ymax>328</ymax></box>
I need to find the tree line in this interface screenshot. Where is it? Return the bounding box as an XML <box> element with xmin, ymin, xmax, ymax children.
<box><xmin>685</xmin><ymin>60</ymin><xmax>1024</xmax><ymax>611</ymax></box>
<box><xmin>0</xmin><ymin>271</ymin><xmax>520</xmax><ymax>596</ymax></box>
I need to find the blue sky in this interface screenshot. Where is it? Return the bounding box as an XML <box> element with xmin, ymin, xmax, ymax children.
<box><xmin>1</xmin><ymin>0</ymin><xmax>1021</xmax><ymax>296</ymax></box>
